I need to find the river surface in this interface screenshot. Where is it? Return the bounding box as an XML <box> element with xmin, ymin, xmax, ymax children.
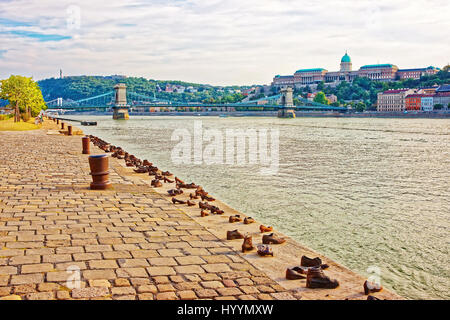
<box><xmin>71</xmin><ymin>115</ymin><xmax>449</xmax><ymax>299</ymax></box>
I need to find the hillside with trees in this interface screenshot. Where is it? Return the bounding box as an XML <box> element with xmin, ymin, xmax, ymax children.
<box><xmin>38</xmin><ymin>76</ymin><xmax>247</xmax><ymax>104</ymax></box>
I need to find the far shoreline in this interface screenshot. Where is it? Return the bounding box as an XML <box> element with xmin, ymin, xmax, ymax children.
<box><xmin>51</xmin><ymin>111</ymin><xmax>450</xmax><ymax>119</ymax></box>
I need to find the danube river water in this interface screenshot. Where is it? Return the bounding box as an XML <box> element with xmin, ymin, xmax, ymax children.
<box><xmin>72</xmin><ymin>115</ymin><xmax>449</xmax><ymax>299</ymax></box>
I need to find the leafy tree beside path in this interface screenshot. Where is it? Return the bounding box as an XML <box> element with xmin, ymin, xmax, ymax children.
<box><xmin>0</xmin><ymin>75</ymin><xmax>46</xmax><ymax>122</ymax></box>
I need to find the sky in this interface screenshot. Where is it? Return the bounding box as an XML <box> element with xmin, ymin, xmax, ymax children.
<box><xmin>0</xmin><ymin>0</ymin><xmax>449</xmax><ymax>86</ymax></box>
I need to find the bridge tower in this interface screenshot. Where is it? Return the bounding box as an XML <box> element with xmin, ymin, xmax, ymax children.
<box><xmin>113</xmin><ymin>83</ymin><xmax>129</xmax><ymax>120</ymax></box>
<box><xmin>277</xmin><ymin>87</ymin><xmax>296</xmax><ymax>118</ymax></box>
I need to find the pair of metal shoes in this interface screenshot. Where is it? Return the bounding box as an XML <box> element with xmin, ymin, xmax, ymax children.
<box><xmin>286</xmin><ymin>256</ymin><xmax>329</xmax><ymax>279</ymax></box>
<box><xmin>286</xmin><ymin>266</ymin><xmax>338</xmax><ymax>289</ymax></box>
<box><xmin>168</xmin><ymin>188</ymin><xmax>183</xmax><ymax>196</ymax></box>
<box><xmin>199</xmin><ymin>202</ymin><xmax>223</xmax><ymax>214</ymax></box>
<box><xmin>228</xmin><ymin>215</ymin><xmax>262</xmax><ymax>225</ymax></box>
<box><xmin>262</xmin><ymin>233</ymin><xmax>286</xmax><ymax>245</ymax></box>
<box><xmin>285</xmin><ymin>256</ymin><xmax>333</xmax><ymax>285</ymax></box>
<box><xmin>172</xmin><ymin>198</ymin><xmax>195</xmax><ymax>206</ymax></box>
<box><xmin>241</xmin><ymin>235</ymin><xmax>273</xmax><ymax>257</ymax></box>
<box><xmin>226</xmin><ymin>230</ymin><xmax>285</xmax><ymax>243</ymax></box>
<box><xmin>256</xmin><ymin>244</ymin><xmax>273</xmax><ymax>257</ymax></box>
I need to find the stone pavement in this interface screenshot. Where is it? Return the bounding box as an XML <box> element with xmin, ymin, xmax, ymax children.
<box><xmin>0</xmin><ymin>126</ymin><xmax>300</xmax><ymax>300</ymax></box>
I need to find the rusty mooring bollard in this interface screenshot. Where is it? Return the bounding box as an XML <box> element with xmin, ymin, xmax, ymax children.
<box><xmin>82</xmin><ymin>136</ymin><xmax>90</xmax><ymax>154</ymax></box>
<box><xmin>68</xmin><ymin>125</ymin><xmax>73</xmax><ymax>136</ymax></box>
<box><xmin>88</xmin><ymin>154</ymin><xmax>112</xmax><ymax>190</ymax></box>
<box><xmin>61</xmin><ymin>122</ymin><xmax>65</xmax><ymax>130</ymax></box>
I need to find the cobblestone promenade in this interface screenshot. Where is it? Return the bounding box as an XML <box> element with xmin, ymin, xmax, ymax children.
<box><xmin>0</xmin><ymin>127</ymin><xmax>299</xmax><ymax>300</ymax></box>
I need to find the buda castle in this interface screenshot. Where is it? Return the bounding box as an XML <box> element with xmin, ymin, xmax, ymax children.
<box><xmin>272</xmin><ymin>52</ymin><xmax>439</xmax><ymax>88</ymax></box>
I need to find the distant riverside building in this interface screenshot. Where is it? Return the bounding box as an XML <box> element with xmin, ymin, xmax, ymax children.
<box><xmin>326</xmin><ymin>94</ymin><xmax>338</xmax><ymax>104</ymax></box>
<box><xmin>405</xmin><ymin>94</ymin><xmax>432</xmax><ymax>111</ymax></box>
<box><xmin>377</xmin><ymin>85</ymin><xmax>450</xmax><ymax>112</ymax></box>
<box><xmin>272</xmin><ymin>53</ymin><xmax>439</xmax><ymax>88</ymax></box>
<box><xmin>421</xmin><ymin>85</ymin><xmax>439</xmax><ymax>95</ymax></box>
<box><xmin>433</xmin><ymin>85</ymin><xmax>450</xmax><ymax>109</ymax></box>
<box><xmin>397</xmin><ymin>67</ymin><xmax>439</xmax><ymax>80</ymax></box>
<box><xmin>421</xmin><ymin>96</ymin><xmax>434</xmax><ymax>111</ymax></box>
<box><xmin>377</xmin><ymin>89</ymin><xmax>416</xmax><ymax>112</ymax></box>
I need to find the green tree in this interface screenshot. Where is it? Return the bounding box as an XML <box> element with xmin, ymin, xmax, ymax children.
<box><xmin>313</xmin><ymin>91</ymin><xmax>329</xmax><ymax>105</ymax></box>
<box><xmin>317</xmin><ymin>81</ymin><xmax>325</xmax><ymax>91</ymax></box>
<box><xmin>0</xmin><ymin>75</ymin><xmax>46</xmax><ymax>122</ymax></box>
<box><xmin>355</xmin><ymin>102</ymin><xmax>366</xmax><ymax>112</ymax></box>
<box><xmin>433</xmin><ymin>104</ymin><xmax>443</xmax><ymax>110</ymax></box>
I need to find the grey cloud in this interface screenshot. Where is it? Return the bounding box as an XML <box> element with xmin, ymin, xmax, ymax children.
<box><xmin>0</xmin><ymin>0</ymin><xmax>448</xmax><ymax>85</ymax></box>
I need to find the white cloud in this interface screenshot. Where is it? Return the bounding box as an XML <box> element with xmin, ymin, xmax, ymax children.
<box><xmin>0</xmin><ymin>0</ymin><xmax>449</xmax><ymax>85</ymax></box>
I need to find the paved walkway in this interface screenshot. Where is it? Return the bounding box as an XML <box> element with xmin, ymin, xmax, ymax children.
<box><xmin>0</xmin><ymin>124</ymin><xmax>299</xmax><ymax>300</ymax></box>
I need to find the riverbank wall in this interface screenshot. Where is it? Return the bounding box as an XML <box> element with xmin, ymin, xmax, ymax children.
<box><xmin>0</xmin><ymin>119</ymin><xmax>403</xmax><ymax>300</ymax></box>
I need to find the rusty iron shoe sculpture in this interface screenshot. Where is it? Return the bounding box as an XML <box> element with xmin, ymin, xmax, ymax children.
<box><xmin>229</xmin><ymin>215</ymin><xmax>242</xmax><ymax>223</ymax></box>
<box><xmin>227</xmin><ymin>230</ymin><xmax>244</xmax><ymax>240</ymax></box>
<box><xmin>177</xmin><ymin>182</ymin><xmax>199</xmax><ymax>189</ymax></box>
<box><xmin>210</xmin><ymin>206</ymin><xmax>224</xmax><ymax>214</ymax></box>
<box><xmin>241</xmin><ymin>235</ymin><xmax>254</xmax><ymax>252</ymax></box>
<box><xmin>175</xmin><ymin>177</ymin><xmax>185</xmax><ymax>184</ymax></box>
<box><xmin>262</xmin><ymin>233</ymin><xmax>286</xmax><ymax>245</ymax></box>
<box><xmin>301</xmin><ymin>255</ymin><xmax>329</xmax><ymax>269</ymax></box>
<box><xmin>259</xmin><ymin>225</ymin><xmax>273</xmax><ymax>233</ymax></box>
<box><xmin>163</xmin><ymin>176</ymin><xmax>174</xmax><ymax>183</ymax></box>
<box><xmin>168</xmin><ymin>189</ymin><xmax>183</xmax><ymax>196</ymax></box>
<box><xmin>189</xmin><ymin>193</ymin><xmax>199</xmax><ymax>200</ymax></box>
<box><xmin>172</xmin><ymin>197</ymin><xmax>186</xmax><ymax>204</ymax></box>
<box><xmin>285</xmin><ymin>267</ymin><xmax>307</xmax><ymax>280</ymax></box>
<box><xmin>257</xmin><ymin>244</ymin><xmax>273</xmax><ymax>257</ymax></box>
<box><xmin>134</xmin><ymin>166</ymin><xmax>149</xmax><ymax>173</ymax></box>
<box><xmin>199</xmin><ymin>201</ymin><xmax>211</xmax><ymax>210</ymax></box>
<box><xmin>201</xmin><ymin>194</ymin><xmax>215</xmax><ymax>201</ymax></box>
<box><xmin>306</xmin><ymin>267</ymin><xmax>339</xmax><ymax>289</ymax></box>
<box><xmin>200</xmin><ymin>210</ymin><xmax>209</xmax><ymax>217</ymax></box>
<box><xmin>243</xmin><ymin>217</ymin><xmax>255</xmax><ymax>224</ymax></box>
<box><xmin>186</xmin><ymin>200</ymin><xmax>196</xmax><ymax>206</ymax></box>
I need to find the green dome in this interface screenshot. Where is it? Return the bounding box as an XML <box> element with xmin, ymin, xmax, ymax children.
<box><xmin>341</xmin><ymin>52</ymin><xmax>351</xmax><ymax>63</ymax></box>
